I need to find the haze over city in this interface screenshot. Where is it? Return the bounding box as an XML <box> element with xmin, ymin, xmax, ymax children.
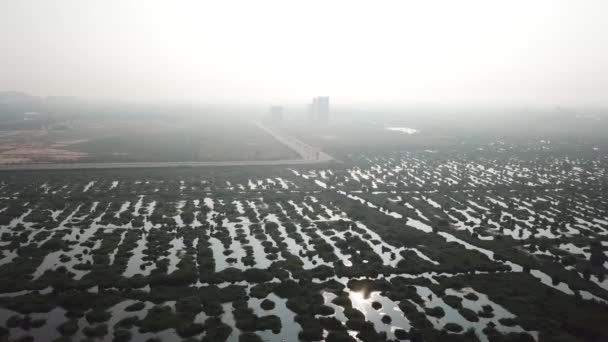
<box><xmin>1</xmin><ymin>0</ymin><xmax>607</xmax><ymax>107</ymax></box>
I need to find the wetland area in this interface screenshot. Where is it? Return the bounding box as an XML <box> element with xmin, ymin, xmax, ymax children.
<box><xmin>1</xmin><ymin>138</ymin><xmax>607</xmax><ymax>342</ymax></box>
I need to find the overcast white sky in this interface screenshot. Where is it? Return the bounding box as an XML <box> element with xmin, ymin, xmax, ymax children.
<box><xmin>1</xmin><ymin>0</ymin><xmax>607</xmax><ymax>107</ymax></box>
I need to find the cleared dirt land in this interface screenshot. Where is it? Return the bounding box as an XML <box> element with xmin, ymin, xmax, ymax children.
<box><xmin>0</xmin><ymin>118</ymin><xmax>299</xmax><ymax>164</ymax></box>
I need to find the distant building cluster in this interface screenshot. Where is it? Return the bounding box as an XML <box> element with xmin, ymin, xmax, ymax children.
<box><xmin>266</xmin><ymin>96</ymin><xmax>330</xmax><ymax>127</ymax></box>
<box><xmin>308</xmin><ymin>96</ymin><xmax>330</xmax><ymax>126</ymax></box>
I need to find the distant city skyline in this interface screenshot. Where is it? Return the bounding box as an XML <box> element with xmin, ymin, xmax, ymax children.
<box><xmin>1</xmin><ymin>1</ymin><xmax>607</xmax><ymax>108</ymax></box>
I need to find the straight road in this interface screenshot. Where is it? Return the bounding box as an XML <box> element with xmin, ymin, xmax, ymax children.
<box><xmin>254</xmin><ymin>121</ymin><xmax>332</xmax><ymax>161</ymax></box>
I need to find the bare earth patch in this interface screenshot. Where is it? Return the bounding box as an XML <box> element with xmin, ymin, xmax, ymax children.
<box><xmin>0</xmin><ymin>147</ymin><xmax>87</xmax><ymax>164</ymax></box>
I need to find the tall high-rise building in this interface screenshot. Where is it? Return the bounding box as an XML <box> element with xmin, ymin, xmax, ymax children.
<box><xmin>268</xmin><ymin>105</ymin><xmax>284</xmax><ymax>124</ymax></box>
<box><xmin>309</xmin><ymin>96</ymin><xmax>330</xmax><ymax>126</ymax></box>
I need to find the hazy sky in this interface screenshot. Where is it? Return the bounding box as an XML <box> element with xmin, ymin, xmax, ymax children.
<box><xmin>1</xmin><ymin>0</ymin><xmax>607</xmax><ymax>107</ymax></box>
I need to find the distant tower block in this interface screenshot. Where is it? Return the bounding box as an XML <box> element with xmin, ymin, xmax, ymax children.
<box><xmin>309</xmin><ymin>96</ymin><xmax>330</xmax><ymax>126</ymax></box>
<box><xmin>316</xmin><ymin>96</ymin><xmax>329</xmax><ymax>126</ymax></box>
<box><xmin>269</xmin><ymin>106</ymin><xmax>284</xmax><ymax>124</ymax></box>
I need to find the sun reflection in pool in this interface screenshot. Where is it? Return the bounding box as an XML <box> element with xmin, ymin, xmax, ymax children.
<box><xmin>349</xmin><ymin>290</ymin><xmax>368</xmax><ymax>308</ymax></box>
